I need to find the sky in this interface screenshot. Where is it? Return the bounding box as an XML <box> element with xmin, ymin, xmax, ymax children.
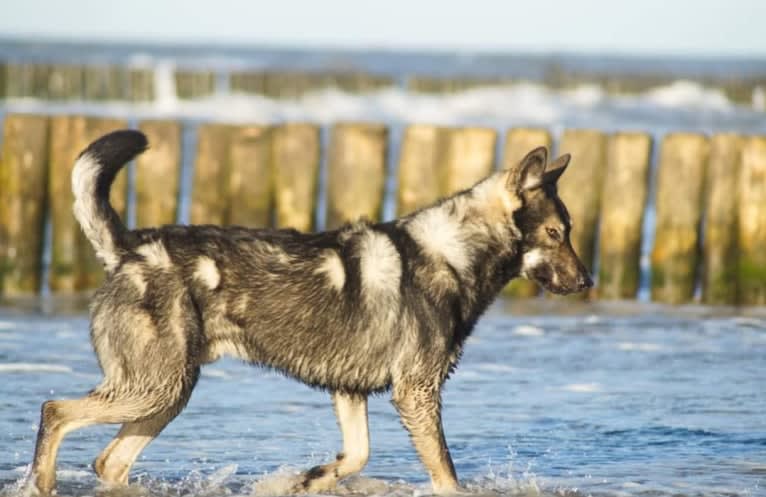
<box><xmin>1</xmin><ymin>0</ymin><xmax>765</xmax><ymax>56</ymax></box>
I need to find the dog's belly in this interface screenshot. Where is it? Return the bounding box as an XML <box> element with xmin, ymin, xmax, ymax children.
<box><xmin>199</xmin><ymin>317</ymin><xmax>397</xmax><ymax>393</ymax></box>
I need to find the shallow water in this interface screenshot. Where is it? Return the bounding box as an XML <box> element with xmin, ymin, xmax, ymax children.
<box><xmin>0</xmin><ymin>302</ymin><xmax>764</xmax><ymax>497</ymax></box>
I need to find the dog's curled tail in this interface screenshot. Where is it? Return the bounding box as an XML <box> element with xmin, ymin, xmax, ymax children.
<box><xmin>72</xmin><ymin>129</ymin><xmax>148</xmax><ymax>271</ymax></box>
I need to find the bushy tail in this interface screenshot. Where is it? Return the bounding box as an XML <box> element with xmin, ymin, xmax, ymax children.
<box><xmin>72</xmin><ymin>129</ymin><xmax>148</xmax><ymax>270</ymax></box>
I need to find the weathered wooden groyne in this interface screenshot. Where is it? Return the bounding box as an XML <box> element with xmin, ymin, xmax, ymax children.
<box><xmin>1</xmin><ymin>62</ymin><xmax>764</xmax><ymax>107</ymax></box>
<box><xmin>1</xmin><ymin>113</ymin><xmax>765</xmax><ymax>306</ymax></box>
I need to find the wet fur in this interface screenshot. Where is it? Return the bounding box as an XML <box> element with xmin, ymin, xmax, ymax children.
<box><xmin>30</xmin><ymin>131</ymin><xmax>592</xmax><ymax>495</ymax></box>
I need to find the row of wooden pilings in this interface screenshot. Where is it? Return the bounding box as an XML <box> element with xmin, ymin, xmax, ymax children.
<box><xmin>2</xmin><ymin>62</ymin><xmax>764</xmax><ymax>106</ymax></box>
<box><xmin>1</xmin><ymin>113</ymin><xmax>765</xmax><ymax>305</ymax></box>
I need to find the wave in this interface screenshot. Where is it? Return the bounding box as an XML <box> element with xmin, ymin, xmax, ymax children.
<box><xmin>0</xmin><ymin>362</ymin><xmax>73</xmax><ymax>374</ymax></box>
<box><xmin>2</xmin><ymin>81</ymin><xmax>764</xmax><ymax>133</ymax></box>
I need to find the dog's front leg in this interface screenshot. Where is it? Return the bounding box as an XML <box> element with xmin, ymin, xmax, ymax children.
<box><xmin>392</xmin><ymin>382</ymin><xmax>459</xmax><ymax>494</ymax></box>
<box><xmin>295</xmin><ymin>392</ymin><xmax>369</xmax><ymax>493</ymax></box>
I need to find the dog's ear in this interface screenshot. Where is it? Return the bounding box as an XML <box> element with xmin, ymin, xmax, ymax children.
<box><xmin>543</xmin><ymin>153</ymin><xmax>571</xmax><ymax>185</ymax></box>
<box><xmin>507</xmin><ymin>146</ymin><xmax>547</xmax><ymax>192</ymax></box>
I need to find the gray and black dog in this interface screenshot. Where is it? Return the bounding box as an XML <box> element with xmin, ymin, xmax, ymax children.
<box><xmin>31</xmin><ymin>130</ymin><xmax>592</xmax><ymax>495</ymax></box>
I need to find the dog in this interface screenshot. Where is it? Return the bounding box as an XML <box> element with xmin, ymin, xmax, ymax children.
<box><xmin>30</xmin><ymin>129</ymin><xmax>592</xmax><ymax>495</ymax></box>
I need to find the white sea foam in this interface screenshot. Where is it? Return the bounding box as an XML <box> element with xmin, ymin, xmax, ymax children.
<box><xmin>617</xmin><ymin>342</ymin><xmax>663</xmax><ymax>352</ymax></box>
<box><xmin>1</xmin><ymin>81</ymin><xmax>762</xmax><ymax>134</ymax></box>
<box><xmin>0</xmin><ymin>363</ymin><xmax>73</xmax><ymax>374</ymax></box>
<box><xmin>643</xmin><ymin>80</ymin><xmax>730</xmax><ymax>110</ymax></box>
<box><xmin>561</xmin><ymin>383</ymin><xmax>602</xmax><ymax>393</ymax></box>
<box><xmin>476</xmin><ymin>363</ymin><xmax>521</xmax><ymax>373</ymax></box>
<box><xmin>53</xmin><ymin>469</ymin><xmax>91</xmax><ymax>480</ymax></box>
<box><xmin>201</xmin><ymin>368</ymin><xmax>233</xmax><ymax>380</ymax></box>
<box><xmin>512</xmin><ymin>325</ymin><xmax>545</xmax><ymax>337</ymax></box>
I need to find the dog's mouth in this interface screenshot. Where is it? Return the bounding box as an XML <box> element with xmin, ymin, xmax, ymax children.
<box><xmin>535</xmin><ymin>276</ymin><xmax>569</xmax><ymax>295</ymax></box>
<box><xmin>531</xmin><ymin>269</ymin><xmax>576</xmax><ymax>295</ymax></box>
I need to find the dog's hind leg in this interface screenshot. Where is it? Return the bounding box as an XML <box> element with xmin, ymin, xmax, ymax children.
<box><xmin>392</xmin><ymin>382</ymin><xmax>459</xmax><ymax>494</ymax></box>
<box><xmin>31</xmin><ymin>391</ymin><xmax>156</xmax><ymax>495</ymax></box>
<box><xmin>92</xmin><ymin>399</ymin><xmax>188</xmax><ymax>485</ymax></box>
<box><xmin>296</xmin><ymin>392</ymin><xmax>369</xmax><ymax>493</ymax></box>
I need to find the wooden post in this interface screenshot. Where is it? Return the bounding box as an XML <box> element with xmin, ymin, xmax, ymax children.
<box><xmin>191</xmin><ymin>124</ymin><xmax>232</xmax><ymax>225</ymax></box>
<box><xmin>557</xmin><ymin>129</ymin><xmax>607</xmax><ymax>296</ymax></box>
<box><xmin>227</xmin><ymin>125</ymin><xmax>273</xmax><ymax>227</ymax></box>
<box><xmin>598</xmin><ymin>132</ymin><xmax>652</xmax><ymax>299</ymax></box>
<box><xmin>272</xmin><ymin>123</ymin><xmax>321</xmax><ymax>231</ymax></box>
<box><xmin>230</xmin><ymin>71</ymin><xmax>267</xmax><ymax>95</ymax></box>
<box><xmin>175</xmin><ymin>70</ymin><xmax>216</xmax><ymax>99</ymax></box>
<box><xmin>650</xmin><ymin>133</ymin><xmax>709</xmax><ymax>304</ymax></box>
<box><xmin>737</xmin><ymin>136</ymin><xmax>766</xmax><ymax>305</ymax></box>
<box><xmin>502</xmin><ymin>128</ymin><xmax>552</xmax><ymax>298</ymax></box>
<box><xmin>441</xmin><ymin>127</ymin><xmax>497</xmax><ymax>195</ymax></box>
<box><xmin>4</xmin><ymin>63</ymin><xmax>35</xmax><ymax>98</ymax></box>
<box><xmin>702</xmin><ymin>134</ymin><xmax>743</xmax><ymax>305</ymax></box>
<box><xmin>47</xmin><ymin>65</ymin><xmax>83</xmax><ymax>100</ymax></box>
<box><xmin>48</xmin><ymin>117</ymin><xmax>129</xmax><ymax>292</ymax></box>
<box><xmin>31</xmin><ymin>65</ymin><xmax>51</xmax><ymax>99</ymax></box>
<box><xmin>48</xmin><ymin>115</ymin><xmax>86</xmax><ymax>293</ymax></box>
<box><xmin>502</xmin><ymin>128</ymin><xmax>552</xmax><ymax>169</ymax></box>
<box><xmin>326</xmin><ymin>123</ymin><xmax>388</xmax><ymax>229</ymax></box>
<box><xmin>0</xmin><ymin>115</ymin><xmax>49</xmax><ymax>296</ymax></box>
<box><xmin>397</xmin><ymin>124</ymin><xmax>446</xmax><ymax>217</ymax></box>
<box><xmin>135</xmin><ymin>120</ymin><xmax>182</xmax><ymax>228</ymax></box>
<box><xmin>127</xmin><ymin>68</ymin><xmax>154</xmax><ymax>102</ymax></box>
<box><xmin>0</xmin><ymin>63</ymin><xmax>6</xmax><ymax>98</ymax></box>
<box><xmin>83</xmin><ymin>65</ymin><xmax>126</xmax><ymax>100</ymax></box>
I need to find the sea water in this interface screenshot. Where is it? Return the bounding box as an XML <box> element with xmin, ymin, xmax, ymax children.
<box><xmin>0</xmin><ymin>302</ymin><xmax>764</xmax><ymax>497</ymax></box>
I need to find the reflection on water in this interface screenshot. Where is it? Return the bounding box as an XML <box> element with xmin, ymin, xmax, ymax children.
<box><xmin>0</xmin><ymin>300</ymin><xmax>764</xmax><ymax>497</ymax></box>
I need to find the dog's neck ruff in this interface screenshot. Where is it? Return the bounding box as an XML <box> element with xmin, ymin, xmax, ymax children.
<box><xmin>402</xmin><ymin>173</ymin><xmax>525</xmax><ymax>312</ymax></box>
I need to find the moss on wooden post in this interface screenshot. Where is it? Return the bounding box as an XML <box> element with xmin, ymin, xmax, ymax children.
<box><xmin>191</xmin><ymin>124</ymin><xmax>232</xmax><ymax>225</ymax></box>
<box><xmin>83</xmin><ymin>65</ymin><xmax>126</xmax><ymax>100</ymax></box>
<box><xmin>737</xmin><ymin>136</ymin><xmax>766</xmax><ymax>305</ymax></box>
<box><xmin>47</xmin><ymin>65</ymin><xmax>84</xmax><ymax>100</ymax></box>
<box><xmin>273</xmin><ymin>123</ymin><xmax>321</xmax><ymax>231</ymax></box>
<box><xmin>326</xmin><ymin>123</ymin><xmax>388</xmax><ymax>229</ymax></box>
<box><xmin>598</xmin><ymin>132</ymin><xmax>652</xmax><ymax>299</ymax></box>
<box><xmin>650</xmin><ymin>133</ymin><xmax>709</xmax><ymax>304</ymax></box>
<box><xmin>702</xmin><ymin>134</ymin><xmax>743</xmax><ymax>305</ymax></box>
<box><xmin>175</xmin><ymin>70</ymin><xmax>216</xmax><ymax>99</ymax></box>
<box><xmin>227</xmin><ymin>125</ymin><xmax>273</xmax><ymax>227</ymax></box>
<box><xmin>127</xmin><ymin>68</ymin><xmax>154</xmax><ymax>102</ymax></box>
<box><xmin>136</xmin><ymin>120</ymin><xmax>182</xmax><ymax>228</ymax></box>
<box><xmin>0</xmin><ymin>114</ymin><xmax>49</xmax><ymax>296</ymax></box>
<box><xmin>48</xmin><ymin>115</ymin><xmax>86</xmax><ymax>292</ymax></box>
<box><xmin>397</xmin><ymin>124</ymin><xmax>446</xmax><ymax>217</ymax></box>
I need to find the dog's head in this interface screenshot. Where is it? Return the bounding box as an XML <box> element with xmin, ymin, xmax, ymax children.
<box><xmin>507</xmin><ymin>147</ymin><xmax>593</xmax><ymax>295</ymax></box>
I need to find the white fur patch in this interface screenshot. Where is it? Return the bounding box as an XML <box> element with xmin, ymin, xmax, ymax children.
<box><xmin>136</xmin><ymin>241</ymin><xmax>172</xmax><ymax>268</ymax></box>
<box><xmin>194</xmin><ymin>257</ymin><xmax>220</xmax><ymax>290</ymax></box>
<box><xmin>71</xmin><ymin>154</ymin><xmax>119</xmax><ymax>270</ymax></box>
<box><xmin>122</xmin><ymin>263</ymin><xmax>147</xmax><ymax>296</ymax></box>
<box><xmin>520</xmin><ymin>248</ymin><xmax>544</xmax><ymax>278</ymax></box>
<box><xmin>358</xmin><ymin>231</ymin><xmax>400</xmax><ymax>294</ymax></box>
<box><xmin>315</xmin><ymin>250</ymin><xmax>345</xmax><ymax>291</ymax></box>
<box><xmin>407</xmin><ymin>205</ymin><xmax>471</xmax><ymax>273</ymax></box>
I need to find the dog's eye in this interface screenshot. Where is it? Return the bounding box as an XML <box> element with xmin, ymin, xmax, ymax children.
<box><xmin>546</xmin><ymin>227</ymin><xmax>561</xmax><ymax>242</ymax></box>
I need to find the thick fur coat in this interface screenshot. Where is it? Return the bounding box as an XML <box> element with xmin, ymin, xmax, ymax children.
<box><xmin>30</xmin><ymin>130</ymin><xmax>591</xmax><ymax>495</ymax></box>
